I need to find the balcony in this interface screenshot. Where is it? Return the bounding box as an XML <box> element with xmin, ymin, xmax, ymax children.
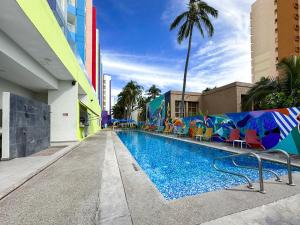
<box><xmin>67</xmin><ymin>0</ymin><xmax>76</xmax><ymax>25</ymax></box>
<box><xmin>47</xmin><ymin>0</ymin><xmax>65</xmax><ymax>27</ymax></box>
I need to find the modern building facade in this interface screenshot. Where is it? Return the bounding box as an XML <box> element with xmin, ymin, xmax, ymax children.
<box><xmin>147</xmin><ymin>82</ymin><xmax>253</xmax><ymax>121</ymax></box>
<box><xmin>103</xmin><ymin>74</ymin><xmax>112</xmax><ymax>115</ymax></box>
<box><xmin>251</xmin><ymin>0</ymin><xmax>300</xmax><ymax>83</ymax></box>
<box><xmin>0</xmin><ymin>0</ymin><xmax>102</xmax><ymax>160</ymax></box>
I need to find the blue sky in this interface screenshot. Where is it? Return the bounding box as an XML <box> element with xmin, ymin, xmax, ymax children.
<box><xmin>95</xmin><ymin>0</ymin><xmax>256</xmax><ymax>98</ymax></box>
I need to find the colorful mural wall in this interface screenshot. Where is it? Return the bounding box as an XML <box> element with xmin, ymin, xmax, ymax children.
<box><xmin>184</xmin><ymin>108</ymin><xmax>300</xmax><ymax>154</ymax></box>
<box><xmin>147</xmin><ymin>95</ymin><xmax>166</xmax><ymax>126</ymax></box>
<box><xmin>148</xmin><ymin>107</ymin><xmax>300</xmax><ymax>155</ymax></box>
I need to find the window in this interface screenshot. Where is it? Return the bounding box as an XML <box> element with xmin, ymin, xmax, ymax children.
<box><xmin>175</xmin><ymin>101</ymin><xmax>186</xmax><ymax>118</ymax></box>
<box><xmin>187</xmin><ymin>102</ymin><xmax>198</xmax><ymax>116</ymax></box>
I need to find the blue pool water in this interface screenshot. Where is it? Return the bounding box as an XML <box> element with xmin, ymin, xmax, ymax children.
<box><xmin>117</xmin><ymin>131</ymin><xmax>299</xmax><ymax>200</ymax></box>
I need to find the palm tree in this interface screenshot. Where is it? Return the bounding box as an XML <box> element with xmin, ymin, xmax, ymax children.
<box><xmin>244</xmin><ymin>56</ymin><xmax>300</xmax><ymax>110</ymax></box>
<box><xmin>170</xmin><ymin>0</ymin><xmax>218</xmax><ymax>117</ymax></box>
<box><xmin>147</xmin><ymin>85</ymin><xmax>161</xmax><ymax>100</ymax></box>
<box><xmin>122</xmin><ymin>81</ymin><xmax>143</xmax><ymax>119</ymax></box>
<box><xmin>278</xmin><ymin>56</ymin><xmax>300</xmax><ymax>101</ymax></box>
<box><xmin>243</xmin><ymin>77</ymin><xmax>279</xmax><ymax>109</ymax></box>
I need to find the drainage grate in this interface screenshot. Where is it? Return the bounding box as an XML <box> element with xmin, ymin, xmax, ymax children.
<box><xmin>132</xmin><ymin>163</ymin><xmax>140</xmax><ymax>171</ymax></box>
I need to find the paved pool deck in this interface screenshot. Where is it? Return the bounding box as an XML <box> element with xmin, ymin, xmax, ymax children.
<box><xmin>0</xmin><ymin>143</ymin><xmax>79</xmax><ymax>200</ymax></box>
<box><xmin>1</xmin><ymin>130</ymin><xmax>300</xmax><ymax>225</ymax></box>
<box><xmin>112</xmin><ymin>130</ymin><xmax>300</xmax><ymax>225</ymax></box>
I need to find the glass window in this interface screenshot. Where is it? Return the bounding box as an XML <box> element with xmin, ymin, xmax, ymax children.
<box><xmin>175</xmin><ymin>101</ymin><xmax>186</xmax><ymax>117</ymax></box>
<box><xmin>187</xmin><ymin>102</ymin><xmax>198</xmax><ymax>116</ymax></box>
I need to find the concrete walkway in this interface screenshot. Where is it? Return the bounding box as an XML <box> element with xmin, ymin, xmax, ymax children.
<box><xmin>201</xmin><ymin>193</ymin><xmax>300</xmax><ymax>225</ymax></box>
<box><xmin>99</xmin><ymin>132</ymin><xmax>132</xmax><ymax>225</ymax></box>
<box><xmin>0</xmin><ymin>133</ymin><xmax>106</xmax><ymax>225</ymax></box>
<box><xmin>0</xmin><ymin>143</ymin><xmax>79</xmax><ymax>199</ymax></box>
<box><xmin>1</xmin><ymin>130</ymin><xmax>300</xmax><ymax>225</ymax></box>
<box><xmin>113</xmin><ymin>131</ymin><xmax>300</xmax><ymax>225</ymax></box>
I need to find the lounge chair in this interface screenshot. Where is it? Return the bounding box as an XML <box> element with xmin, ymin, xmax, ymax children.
<box><xmin>197</xmin><ymin>128</ymin><xmax>213</xmax><ymax>141</ymax></box>
<box><xmin>164</xmin><ymin>125</ymin><xmax>174</xmax><ymax>135</ymax></box>
<box><xmin>163</xmin><ymin>125</ymin><xmax>170</xmax><ymax>133</ymax></box>
<box><xmin>175</xmin><ymin>127</ymin><xmax>183</xmax><ymax>135</ymax></box>
<box><xmin>149</xmin><ymin>125</ymin><xmax>157</xmax><ymax>132</ymax></box>
<box><xmin>225</xmin><ymin>129</ymin><xmax>240</xmax><ymax>144</ymax></box>
<box><xmin>156</xmin><ymin>126</ymin><xmax>165</xmax><ymax>133</ymax></box>
<box><xmin>177</xmin><ymin>126</ymin><xmax>189</xmax><ymax>137</ymax></box>
<box><xmin>143</xmin><ymin>125</ymin><xmax>150</xmax><ymax>131</ymax></box>
<box><xmin>195</xmin><ymin>127</ymin><xmax>204</xmax><ymax>140</ymax></box>
<box><xmin>245</xmin><ymin>130</ymin><xmax>265</xmax><ymax>150</ymax></box>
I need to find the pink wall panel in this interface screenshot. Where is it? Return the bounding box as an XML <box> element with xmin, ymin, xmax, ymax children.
<box><xmin>85</xmin><ymin>0</ymin><xmax>93</xmax><ymax>81</ymax></box>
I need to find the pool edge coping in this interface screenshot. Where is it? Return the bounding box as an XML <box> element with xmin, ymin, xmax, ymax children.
<box><xmin>112</xmin><ymin>130</ymin><xmax>300</xmax><ymax>225</ymax></box>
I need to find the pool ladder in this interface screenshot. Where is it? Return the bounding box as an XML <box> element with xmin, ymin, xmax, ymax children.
<box><xmin>212</xmin><ymin>149</ymin><xmax>295</xmax><ymax>193</ymax></box>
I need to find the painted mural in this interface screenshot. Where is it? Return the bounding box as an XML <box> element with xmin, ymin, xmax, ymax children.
<box><xmin>147</xmin><ymin>95</ymin><xmax>166</xmax><ymax>126</ymax></box>
<box><xmin>148</xmin><ymin>107</ymin><xmax>300</xmax><ymax>155</ymax></box>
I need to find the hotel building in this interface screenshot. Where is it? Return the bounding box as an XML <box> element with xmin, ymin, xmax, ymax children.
<box><xmin>103</xmin><ymin>74</ymin><xmax>112</xmax><ymax>115</ymax></box>
<box><xmin>251</xmin><ymin>0</ymin><xmax>300</xmax><ymax>82</ymax></box>
<box><xmin>147</xmin><ymin>82</ymin><xmax>254</xmax><ymax>121</ymax></box>
<box><xmin>0</xmin><ymin>0</ymin><xmax>102</xmax><ymax>160</ymax></box>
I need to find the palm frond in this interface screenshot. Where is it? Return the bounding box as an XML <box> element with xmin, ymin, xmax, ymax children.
<box><xmin>195</xmin><ymin>21</ymin><xmax>204</xmax><ymax>37</ymax></box>
<box><xmin>198</xmin><ymin>13</ymin><xmax>214</xmax><ymax>36</ymax></box>
<box><xmin>197</xmin><ymin>1</ymin><xmax>218</xmax><ymax>18</ymax></box>
<box><xmin>177</xmin><ymin>20</ymin><xmax>190</xmax><ymax>44</ymax></box>
<box><xmin>278</xmin><ymin>56</ymin><xmax>300</xmax><ymax>95</ymax></box>
<box><xmin>170</xmin><ymin>11</ymin><xmax>188</xmax><ymax>31</ymax></box>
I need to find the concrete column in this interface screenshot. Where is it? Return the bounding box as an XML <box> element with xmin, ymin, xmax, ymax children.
<box><xmin>48</xmin><ymin>81</ymin><xmax>78</xmax><ymax>144</ymax></box>
<box><xmin>2</xmin><ymin>92</ymin><xmax>10</xmax><ymax>160</ymax></box>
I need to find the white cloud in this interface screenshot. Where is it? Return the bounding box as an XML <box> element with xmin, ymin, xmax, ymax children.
<box><xmin>103</xmin><ymin>0</ymin><xmax>256</xmax><ymax>97</ymax></box>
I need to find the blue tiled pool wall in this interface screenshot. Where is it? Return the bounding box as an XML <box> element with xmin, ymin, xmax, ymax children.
<box><xmin>117</xmin><ymin>131</ymin><xmax>299</xmax><ymax>200</ymax></box>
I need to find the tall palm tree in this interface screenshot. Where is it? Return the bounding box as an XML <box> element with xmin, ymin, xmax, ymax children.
<box><xmin>122</xmin><ymin>81</ymin><xmax>143</xmax><ymax>119</ymax></box>
<box><xmin>170</xmin><ymin>0</ymin><xmax>218</xmax><ymax>117</ymax></box>
<box><xmin>147</xmin><ymin>85</ymin><xmax>161</xmax><ymax>100</ymax></box>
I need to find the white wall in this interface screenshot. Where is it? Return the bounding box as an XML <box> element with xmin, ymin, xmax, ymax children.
<box><xmin>1</xmin><ymin>92</ymin><xmax>10</xmax><ymax>159</ymax></box>
<box><xmin>0</xmin><ymin>77</ymin><xmax>35</xmax><ymax>109</ymax></box>
<box><xmin>131</xmin><ymin>109</ymin><xmax>141</xmax><ymax>122</ymax></box>
<box><xmin>48</xmin><ymin>81</ymin><xmax>78</xmax><ymax>143</ymax></box>
<box><xmin>103</xmin><ymin>74</ymin><xmax>111</xmax><ymax>114</ymax></box>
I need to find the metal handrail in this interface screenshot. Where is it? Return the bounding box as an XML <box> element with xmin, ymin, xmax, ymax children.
<box><xmin>213</xmin><ymin>152</ymin><xmax>265</xmax><ymax>193</ymax></box>
<box><xmin>231</xmin><ymin>158</ymin><xmax>282</xmax><ymax>182</ymax></box>
<box><xmin>259</xmin><ymin>149</ymin><xmax>295</xmax><ymax>186</ymax></box>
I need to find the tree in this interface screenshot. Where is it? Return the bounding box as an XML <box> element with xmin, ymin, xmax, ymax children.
<box><xmin>243</xmin><ymin>56</ymin><xmax>300</xmax><ymax>110</ymax></box>
<box><xmin>202</xmin><ymin>86</ymin><xmax>217</xmax><ymax>94</ymax></box>
<box><xmin>112</xmin><ymin>81</ymin><xmax>143</xmax><ymax>119</ymax></box>
<box><xmin>277</xmin><ymin>55</ymin><xmax>300</xmax><ymax>105</ymax></box>
<box><xmin>146</xmin><ymin>85</ymin><xmax>161</xmax><ymax>100</ymax></box>
<box><xmin>170</xmin><ymin>0</ymin><xmax>218</xmax><ymax>117</ymax></box>
<box><xmin>137</xmin><ymin>96</ymin><xmax>148</xmax><ymax>121</ymax></box>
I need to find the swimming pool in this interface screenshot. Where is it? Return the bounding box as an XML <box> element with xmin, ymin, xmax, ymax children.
<box><xmin>117</xmin><ymin>131</ymin><xmax>299</xmax><ymax>200</ymax></box>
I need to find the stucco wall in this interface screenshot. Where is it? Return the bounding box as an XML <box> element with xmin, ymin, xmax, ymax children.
<box><xmin>165</xmin><ymin>83</ymin><xmax>253</xmax><ymax>117</ymax></box>
<box><xmin>0</xmin><ymin>78</ymin><xmax>35</xmax><ymax>109</ymax></box>
<box><xmin>201</xmin><ymin>83</ymin><xmax>253</xmax><ymax>114</ymax></box>
<box><xmin>201</xmin><ymin>86</ymin><xmax>237</xmax><ymax>114</ymax></box>
<box><xmin>170</xmin><ymin>91</ymin><xmax>202</xmax><ymax>118</ymax></box>
<box><xmin>251</xmin><ymin>0</ymin><xmax>277</xmax><ymax>82</ymax></box>
<box><xmin>48</xmin><ymin>81</ymin><xmax>78</xmax><ymax>143</ymax></box>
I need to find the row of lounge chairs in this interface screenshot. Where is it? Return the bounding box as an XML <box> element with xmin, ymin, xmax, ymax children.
<box><xmin>142</xmin><ymin>125</ymin><xmax>265</xmax><ymax>150</ymax></box>
<box><xmin>225</xmin><ymin>129</ymin><xmax>265</xmax><ymax>150</ymax></box>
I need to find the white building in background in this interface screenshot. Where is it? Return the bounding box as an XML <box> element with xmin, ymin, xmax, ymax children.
<box><xmin>103</xmin><ymin>74</ymin><xmax>112</xmax><ymax>114</ymax></box>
